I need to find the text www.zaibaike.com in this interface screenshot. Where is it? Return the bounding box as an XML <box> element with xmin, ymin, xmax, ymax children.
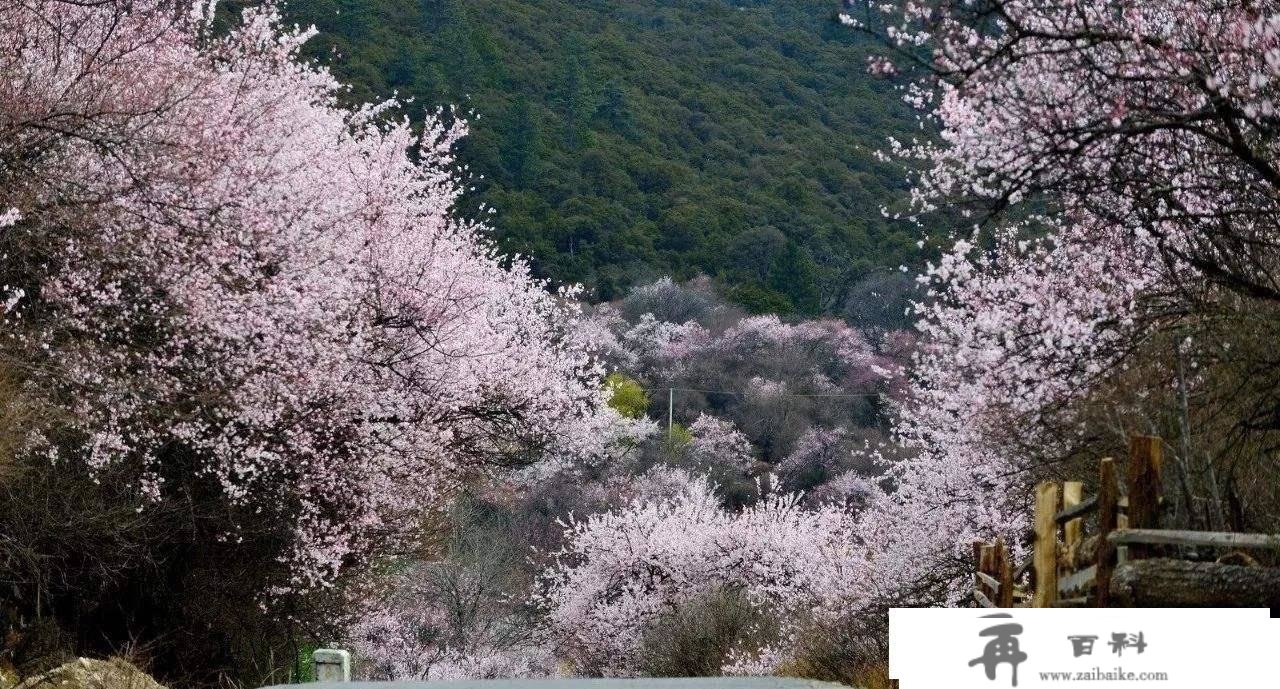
<box><xmin>1038</xmin><ymin>667</ymin><xmax>1170</xmax><ymax>682</ymax></box>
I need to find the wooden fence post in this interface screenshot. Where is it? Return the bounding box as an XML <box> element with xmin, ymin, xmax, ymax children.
<box><xmin>979</xmin><ymin>543</ymin><xmax>996</xmax><ymax>606</ymax></box>
<box><xmin>972</xmin><ymin>540</ymin><xmax>985</xmax><ymax>607</ymax></box>
<box><xmin>995</xmin><ymin>537</ymin><xmax>1014</xmax><ymax>608</ymax></box>
<box><xmin>1096</xmin><ymin>457</ymin><xmax>1117</xmax><ymax>607</ymax></box>
<box><xmin>1032</xmin><ymin>481</ymin><xmax>1060</xmax><ymax>608</ymax></box>
<box><xmin>1063</xmin><ymin>481</ymin><xmax>1083</xmax><ymax>569</ymax></box>
<box><xmin>1128</xmin><ymin>435</ymin><xmax>1163</xmax><ymax>559</ymax></box>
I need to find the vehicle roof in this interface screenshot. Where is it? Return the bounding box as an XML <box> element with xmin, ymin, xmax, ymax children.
<box><xmin>262</xmin><ymin>679</ymin><xmax>853</xmax><ymax>689</ymax></box>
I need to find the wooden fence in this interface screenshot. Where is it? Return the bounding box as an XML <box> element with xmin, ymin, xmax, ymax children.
<box><xmin>971</xmin><ymin>435</ymin><xmax>1280</xmax><ymax>608</ymax></box>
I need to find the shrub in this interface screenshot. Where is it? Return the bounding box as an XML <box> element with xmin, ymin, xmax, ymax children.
<box><xmin>637</xmin><ymin>588</ymin><xmax>776</xmax><ymax>678</ymax></box>
<box><xmin>605</xmin><ymin>373</ymin><xmax>650</xmax><ymax>419</ymax></box>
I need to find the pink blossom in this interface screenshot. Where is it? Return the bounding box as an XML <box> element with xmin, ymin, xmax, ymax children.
<box><xmin>536</xmin><ymin>474</ymin><xmax>862</xmax><ymax>676</ymax></box>
<box><xmin>1</xmin><ymin>0</ymin><xmax>606</xmax><ymax>601</ymax></box>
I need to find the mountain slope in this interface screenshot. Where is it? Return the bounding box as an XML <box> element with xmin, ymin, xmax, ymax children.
<box><xmin>283</xmin><ymin>0</ymin><xmax>922</xmax><ymax>314</ymax></box>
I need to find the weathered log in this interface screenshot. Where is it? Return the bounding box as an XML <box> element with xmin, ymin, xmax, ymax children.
<box><xmin>1109</xmin><ymin>558</ymin><xmax>1280</xmax><ymax>607</ymax></box>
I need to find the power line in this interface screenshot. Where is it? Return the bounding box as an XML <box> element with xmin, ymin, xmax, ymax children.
<box><xmin>638</xmin><ymin>385</ymin><xmax>885</xmax><ymax>399</ymax></box>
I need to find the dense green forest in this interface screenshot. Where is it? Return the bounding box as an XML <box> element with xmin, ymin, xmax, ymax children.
<box><xmin>281</xmin><ymin>0</ymin><xmax>925</xmax><ymax>315</ymax></box>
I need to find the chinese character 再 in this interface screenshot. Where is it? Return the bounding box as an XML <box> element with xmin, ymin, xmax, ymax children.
<box><xmin>1109</xmin><ymin>631</ymin><xmax>1147</xmax><ymax>656</ymax></box>
<box><xmin>1067</xmin><ymin>635</ymin><xmax>1098</xmax><ymax>657</ymax></box>
<box><xmin>969</xmin><ymin>614</ymin><xmax>1028</xmax><ymax>687</ymax></box>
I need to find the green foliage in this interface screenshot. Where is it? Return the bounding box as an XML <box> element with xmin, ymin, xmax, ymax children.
<box><xmin>281</xmin><ymin>0</ymin><xmax>932</xmax><ymax>314</ymax></box>
<box><xmin>728</xmin><ymin>282</ymin><xmax>794</xmax><ymax>315</ymax></box>
<box><xmin>294</xmin><ymin>645</ymin><xmax>317</xmax><ymax>683</ymax></box>
<box><xmin>605</xmin><ymin>372</ymin><xmax>649</xmax><ymax>419</ymax></box>
<box><xmin>663</xmin><ymin>422</ymin><xmax>694</xmax><ymax>456</ymax></box>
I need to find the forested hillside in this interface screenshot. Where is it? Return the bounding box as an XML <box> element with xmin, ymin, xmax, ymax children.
<box><xmin>280</xmin><ymin>0</ymin><xmax>921</xmax><ymax>314</ymax></box>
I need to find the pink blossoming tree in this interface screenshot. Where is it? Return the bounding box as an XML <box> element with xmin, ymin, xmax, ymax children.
<box><xmin>841</xmin><ymin>0</ymin><xmax>1280</xmax><ymax>601</ymax></box>
<box><xmin>536</xmin><ymin>473</ymin><xmax>863</xmax><ymax>676</ymax></box>
<box><xmin>0</xmin><ymin>0</ymin><xmax>604</xmax><ymax>605</ymax></box>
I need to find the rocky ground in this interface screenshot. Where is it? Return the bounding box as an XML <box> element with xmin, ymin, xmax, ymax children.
<box><xmin>6</xmin><ymin>659</ymin><xmax>162</xmax><ymax>689</ymax></box>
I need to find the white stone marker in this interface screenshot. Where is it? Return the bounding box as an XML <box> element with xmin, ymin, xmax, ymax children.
<box><xmin>311</xmin><ymin>648</ymin><xmax>350</xmax><ymax>682</ymax></box>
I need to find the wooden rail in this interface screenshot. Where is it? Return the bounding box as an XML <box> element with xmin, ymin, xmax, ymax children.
<box><xmin>969</xmin><ymin>434</ymin><xmax>1280</xmax><ymax>608</ymax></box>
<box><xmin>1109</xmin><ymin>529</ymin><xmax>1280</xmax><ymax>549</ymax></box>
<box><xmin>1055</xmin><ymin>495</ymin><xmax>1098</xmax><ymax>524</ymax></box>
